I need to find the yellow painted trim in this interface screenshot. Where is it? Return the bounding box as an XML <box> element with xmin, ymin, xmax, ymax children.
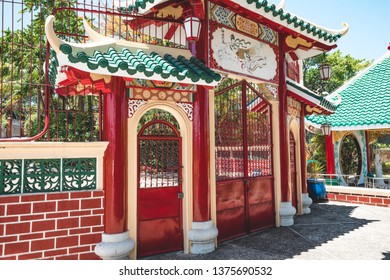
<box><xmin>289</xmin><ymin>118</ymin><xmax>303</xmax><ymax>215</ymax></box>
<box><xmin>0</xmin><ymin>142</ymin><xmax>108</xmax><ymax>191</ymax></box>
<box><xmin>270</xmin><ymin>100</ymin><xmax>281</xmax><ymax>227</ymax></box>
<box><xmin>127</xmin><ymin>99</ymin><xmax>193</xmax><ymax>259</ymax></box>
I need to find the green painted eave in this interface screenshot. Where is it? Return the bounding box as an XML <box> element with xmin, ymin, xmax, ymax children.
<box><xmin>286</xmin><ymin>79</ymin><xmax>339</xmax><ymax>112</ymax></box>
<box><xmin>306</xmin><ymin>52</ymin><xmax>390</xmax><ymax>130</ymax></box>
<box><xmin>58</xmin><ymin>43</ymin><xmax>222</xmax><ymax>85</ymax></box>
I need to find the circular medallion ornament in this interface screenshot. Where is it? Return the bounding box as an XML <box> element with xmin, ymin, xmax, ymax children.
<box><xmin>143</xmin><ymin>90</ymin><xmax>151</xmax><ymax>99</ymax></box>
<box><xmin>174</xmin><ymin>92</ymin><xmax>182</xmax><ymax>101</ymax></box>
<box><xmin>159</xmin><ymin>91</ymin><xmax>167</xmax><ymax>99</ymax></box>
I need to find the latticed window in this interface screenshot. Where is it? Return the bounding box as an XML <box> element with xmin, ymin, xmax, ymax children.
<box><xmin>215</xmin><ymin>79</ymin><xmax>272</xmax><ymax>181</ymax></box>
<box><xmin>138</xmin><ymin>109</ymin><xmax>181</xmax><ymax>188</ymax></box>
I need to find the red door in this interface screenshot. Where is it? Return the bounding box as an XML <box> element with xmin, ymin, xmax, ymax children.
<box><xmin>215</xmin><ymin>80</ymin><xmax>275</xmax><ymax>242</ymax></box>
<box><xmin>137</xmin><ymin>117</ymin><xmax>183</xmax><ymax>257</ymax></box>
<box><xmin>289</xmin><ymin>132</ymin><xmax>298</xmax><ymax>210</ymax></box>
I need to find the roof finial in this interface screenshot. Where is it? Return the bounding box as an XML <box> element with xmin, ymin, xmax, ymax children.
<box><xmin>276</xmin><ymin>0</ymin><xmax>286</xmax><ymax>10</ymax></box>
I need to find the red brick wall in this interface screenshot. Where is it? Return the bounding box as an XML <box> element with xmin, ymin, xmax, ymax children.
<box><xmin>0</xmin><ymin>191</ymin><xmax>104</xmax><ymax>260</ymax></box>
<box><xmin>327</xmin><ymin>192</ymin><xmax>390</xmax><ymax>207</ymax></box>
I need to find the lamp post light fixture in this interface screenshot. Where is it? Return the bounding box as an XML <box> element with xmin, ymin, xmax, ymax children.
<box><xmin>321</xmin><ymin>122</ymin><xmax>332</xmax><ymax>136</ymax></box>
<box><xmin>319</xmin><ymin>62</ymin><xmax>332</xmax><ymax>81</ymax></box>
<box><xmin>184</xmin><ymin>16</ymin><xmax>201</xmax><ymax>42</ymax></box>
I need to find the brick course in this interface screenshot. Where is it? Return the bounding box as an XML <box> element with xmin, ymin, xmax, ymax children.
<box><xmin>328</xmin><ymin>191</ymin><xmax>390</xmax><ymax>208</ymax></box>
<box><xmin>0</xmin><ymin>190</ymin><xmax>104</xmax><ymax>260</ymax></box>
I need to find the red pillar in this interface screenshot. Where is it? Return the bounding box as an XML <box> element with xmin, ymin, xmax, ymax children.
<box><xmin>192</xmin><ymin>7</ymin><xmax>211</xmax><ymax>222</ymax></box>
<box><xmin>192</xmin><ymin>87</ymin><xmax>211</xmax><ymax>222</ymax></box>
<box><xmin>300</xmin><ymin>103</ymin><xmax>308</xmax><ymax>193</ymax></box>
<box><xmin>278</xmin><ymin>32</ymin><xmax>290</xmax><ymax>202</ymax></box>
<box><xmin>103</xmin><ymin>77</ymin><xmax>127</xmax><ymax>234</ymax></box>
<box><xmin>325</xmin><ymin>132</ymin><xmax>336</xmax><ymax>176</ymax></box>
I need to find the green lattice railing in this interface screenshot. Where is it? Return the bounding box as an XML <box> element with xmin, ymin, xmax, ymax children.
<box><xmin>0</xmin><ymin>158</ymin><xmax>97</xmax><ymax>195</ymax></box>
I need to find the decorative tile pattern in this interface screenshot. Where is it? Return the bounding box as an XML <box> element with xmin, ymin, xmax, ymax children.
<box><xmin>132</xmin><ymin>88</ymin><xmax>192</xmax><ymax>102</ymax></box>
<box><xmin>62</xmin><ymin>158</ymin><xmax>96</xmax><ymax>191</ymax></box>
<box><xmin>0</xmin><ymin>158</ymin><xmax>98</xmax><ymax>195</ymax></box>
<box><xmin>176</xmin><ymin>102</ymin><xmax>193</xmax><ymax>121</ymax></box>
<box><xmin>288</xmin><ymin>97</ymin><xmax>302</xmax><ymax>118</ymax></box>
<box><xmin>128</xmin><ymin>99</ymin><xmax>148</xmax><ymax>118</ymax></box>
<box><xmin>59</xmin><ymin>44</ymin><xmax>222</xmax><ymax>86</ymax></box>
<box><xmin>24</xmin><ymin>159</ymin><xmax>61</xmax><ymax>193</ymax></box>
<box><xmin>0</xmin><ymin>160</ymin><xmax>22</xmax><ymax>195</ymax></box>
<box><xmin>209</xmin><ymin>2</ymin><xmax>278</xmax><ymax>46</ymax></box>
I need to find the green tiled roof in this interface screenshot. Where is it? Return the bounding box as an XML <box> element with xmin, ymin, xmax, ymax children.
<box><xmin>58</xmin><ymin>43</ymin><xmax>222</xmax><ymax>85</ymax></box>
<box><xmin>286</xmin><ymin>79</ymin><xmax>340</xmax><ymax>113</ymax></box>
<box><xmin>306</xmin><ymin>52</ymin><xmax>390</xmax><ymax>130</ymax></box>
<box><xmin>119</xmin><ymin>0</ymin><xmax>342</xmax><ymax>43</ymax></box>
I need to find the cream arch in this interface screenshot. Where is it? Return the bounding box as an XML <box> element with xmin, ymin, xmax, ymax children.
<box><xmin>289</xmin><ymin>117</ymin><xmax>303</xmax><ymax>215</ymax></box>
<box><xmin>127</xmin><ymin>100</ymin><xmax>193</xmax><ymax>259</ymax></box>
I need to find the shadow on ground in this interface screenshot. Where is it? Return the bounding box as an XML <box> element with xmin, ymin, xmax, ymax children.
<box><xmin>382</xmin><ymin>252</ymin><xmax>390</xmax><ymax>260</ymax></box>
<box><xmin>143</xmin><ymin>202</ymin><xmax>379</xmax><ymax>260</ymax></box>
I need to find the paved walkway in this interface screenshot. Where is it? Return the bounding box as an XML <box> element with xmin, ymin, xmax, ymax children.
<box><xmin>146</xmin><ymin>201</ymin><xmax>390</xmax><ymax>260</ymax></box>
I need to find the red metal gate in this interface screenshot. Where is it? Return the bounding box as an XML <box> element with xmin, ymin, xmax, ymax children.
<box><xmin>290</xmin><ymin>132</ymin><xmax>298</xmax><ymax>210</ymax></box>
<box><xmin>137</xmin><ymin>114</ymin><xmax>183</xmax><ymax>257</ymax></box>
<box><xmin>215</xmin><ymin>80</ymin><xmax>274</xmax><ymax>242</ymax></box>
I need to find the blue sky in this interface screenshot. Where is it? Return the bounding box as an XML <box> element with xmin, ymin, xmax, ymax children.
<box><xmin>2</xmin><ymin>0</ymin><xmax>389</xmax><ymax>61</ymax></box>
<box><xmin>279</xmin><ymin>0</ymin><xmax>390</xmax><ymax>61</ymax></box>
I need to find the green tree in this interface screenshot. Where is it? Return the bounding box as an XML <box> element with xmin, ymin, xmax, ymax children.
<box><xmin>303</xmin><ymin>50</ymin><xmax>371</xmax><ymax>94</ymax></box>
<box><xmin>303</xmin><ymin>51</ymin><xmax>371</xmax><ymax>172</ymax></box>
<box><xmin>0</xmin><ymin>0</ymin><xmax>97</xmax><ymax>141</ymax></box>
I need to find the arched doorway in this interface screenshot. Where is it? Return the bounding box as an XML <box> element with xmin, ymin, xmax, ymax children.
<box><xmin>289</xmin><ymin>131</ymin><xmax>298</xmax><ymax>210</ymax></box>
<box><xmin>137</xmin><ymin>109</ymin><xmax>183</xmax><ymax>257</ymax></box>
<box><xmin>339</xmin><ymin>133</ymin><xmax>362</xmax><ymax>185</ymax></box>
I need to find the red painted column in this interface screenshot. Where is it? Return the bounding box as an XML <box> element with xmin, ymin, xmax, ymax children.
<box><xmin>103</xmin><ymin>76</ymin><xmax>127</xmax><ymax>234</ymax></box>
<box><xmin>193</xmin><ymin>87</ymin><xmax>211</xmax><ymax>222</ymax></box>
<box><xmin>325</xmin><ymin>132</ymin><xmax>336</xmax><ymax>176</ymax></box>
<box><xmin>300</xmin><ymin>103</ymin><xmax>308</xmax><ymax>193</ymax></box>
<box><xmin>278</xmin><ymin>32</ymin><xmax>290</xmax><ymax>203</ymax></box>
<box><xmin>192</xmin><ymin>5</ymin><xmax>211</xmax><ymax>222</ymax></box>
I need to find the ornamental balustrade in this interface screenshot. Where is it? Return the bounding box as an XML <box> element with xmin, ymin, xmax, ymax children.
<box><xmin>0</xmin><ymin>142</ymin><xmax>107</xmax><ymax>196</ymax></box>
<box><xmin>0</xmin><ymin>158</ymin><xmax>97</xmax><ymax>195</ymax></box>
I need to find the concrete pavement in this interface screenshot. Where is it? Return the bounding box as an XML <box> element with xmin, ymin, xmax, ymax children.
<box><xmin>145</xmin><ymin>201</ymin><xmax>390</xmax><ymax>260</ymax></box>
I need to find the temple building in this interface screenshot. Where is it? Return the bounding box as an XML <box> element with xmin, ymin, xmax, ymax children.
<box><xmin>0</xmin><ymin>0</ymin><xmax>347</xmax><ymax>260</ymax></box>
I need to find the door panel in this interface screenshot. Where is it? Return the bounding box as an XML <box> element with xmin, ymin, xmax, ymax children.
<box><xmin>248</xmin><ymin>177</ymin><xmax>275</xmax><ymax>231</ymax></box>
<box><xmin>137</xmin><ymin>115</ymin><xmax>183</xmax><ymax>257</ymax></box>
<box><xmin>215</xmin><ymin>80</ymin><xmax>275</xmax><ymax>242</ymax></box>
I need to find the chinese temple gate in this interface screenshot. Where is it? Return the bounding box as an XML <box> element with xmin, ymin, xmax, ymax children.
<box><xmin>0</xmin><ymin>0</ymin><xmax>346</xmax><ymax>260</ymax></box>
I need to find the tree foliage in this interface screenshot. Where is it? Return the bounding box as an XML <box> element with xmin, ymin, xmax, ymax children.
<box><xmin>303</xmin><ymin>50</ymin><xmax>371</xmax><ymax>94</ymax></box>
<box><xmin>304</xmin><ymin>51</ymin><xmax>371</xmax><ymax>171</ymax></box>
<box><xmin>0</xmin><ymin>0</ymin><xmax>99</xmax><ymax>141</ymax></box>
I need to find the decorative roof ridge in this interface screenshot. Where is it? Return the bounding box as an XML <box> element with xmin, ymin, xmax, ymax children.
<box><xmin>118</xmin><ymin>0</ymin><xmax>167</xmax><ymax>14</ymax></box>
<box><xmin>45</xmin><ymin>15</ymin><xmax>192</xmax><ymax>59</ymax></box>
<box><xmin>323</xmin><ymin>91</ymin><xmax>342</xmax><ymax>107</ymax></box>
<box><xmin>331</xmin><ymin>51</ymin><xmax>390</xmax><ymax>96</ymax></box>
<box><xmin>228</xmin><ymin>0</ymin><xmax>348</xmax><ymax>44</ymax></box>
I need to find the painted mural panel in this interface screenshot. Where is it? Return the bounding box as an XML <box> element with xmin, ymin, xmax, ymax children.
<box><xmin>210</xmin><ymin>27</ymin><xmax>278</xmax><ymax>82</ymax></box>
